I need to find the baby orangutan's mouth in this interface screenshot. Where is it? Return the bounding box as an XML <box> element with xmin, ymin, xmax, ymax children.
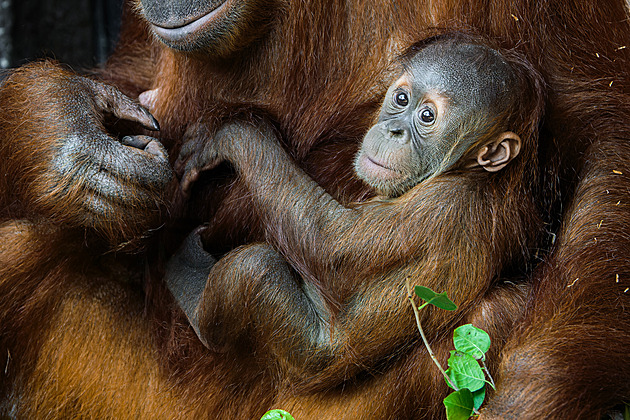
<box><xmin>357</xmin><ymin>154</ymin><xmax>403</xmax><ymax>180</ymax></box>
<box><xmin>368</xmin><ymin>156</ymin><xmax>389</xmax><ymax>169</ymax></box>
<box><xmin>367</xmin><ymin>156</ymin><xmax>399</xmax><ymax>173</ymax></box>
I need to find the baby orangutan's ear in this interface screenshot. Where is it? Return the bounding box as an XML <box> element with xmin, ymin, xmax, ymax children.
<box><xmin>476</xmin><ymin>131</ymin><xmax>521</xmax><ymax>172</ymax></box>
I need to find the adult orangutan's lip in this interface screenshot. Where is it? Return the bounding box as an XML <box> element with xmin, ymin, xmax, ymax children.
<box><xmin>150</xmin><ymin>3</ymin><xmax>227</xmax><ymax>42</ymax></box>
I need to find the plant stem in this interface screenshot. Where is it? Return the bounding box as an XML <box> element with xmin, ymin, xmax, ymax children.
<box><xmin>405</xmin><ymin>279</ymin><xmax>458</xmax><ymax>391</ymax></box>
<box><xmin>481</xmin><ymin>359</ymin><xmax>496</xmax><ymax>390</ymax></box>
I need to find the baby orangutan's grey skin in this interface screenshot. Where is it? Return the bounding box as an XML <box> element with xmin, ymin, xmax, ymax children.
<box><xmin>166</xmin><ymin>38</ymin><xmax>543</xmax><ymax>380</ymax></box>
<box><xmin>355</xmin><ymin>41</ymin><xmax>522</xmax><ymax>197</ymax></box>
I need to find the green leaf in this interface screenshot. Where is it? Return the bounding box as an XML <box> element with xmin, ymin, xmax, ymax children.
<box><xmin>472</xmin><ymin>387</ymin><xmax>486</xmax><ymax>410</ymax></box>
<box><xmin>260</xmin><ymin>409</ymin><xmax>295</xmax><ymax>420</ymax></box>
<box><xmin>444</xmin><ymin>367</ymin><xmax>457</xmax><ymax>390</ymax></box>
<box><xmin>453</xmin><ymin>324</ymin><xmax>491</xmax><ymax>360</ymax></box>
<box><xmin>447</xmin><ymin>351</ymin><xmax>485</xmax><ymax>392</ymax></box>
<box><xmin>414</xmin><ymin>286</ymin><xmax>458</xmax><ymax>311</ymax></box>
<box><xmin>443</xmin><ymin>389</ymin><xmax>474</xmax><ymax>420</ymax></box>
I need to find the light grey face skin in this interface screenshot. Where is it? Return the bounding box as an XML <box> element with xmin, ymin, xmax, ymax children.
<box><xmin>139</xmin><ymin>0</ymin><xmax>270</xmax><ymax>54</ymax></box>
<box><xmin>354</xmin><ymin>42</ymin><xmax>522</xmax><ymax>198</ymax></box>
<box><xmin>140</xmin><ymin>0</ymin><xmax>226</xmax><ymax>50</ymax></box>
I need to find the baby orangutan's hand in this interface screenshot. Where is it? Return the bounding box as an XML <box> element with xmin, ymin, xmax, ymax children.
<box><xmin>176</xmin><ymin>119</ymin><xmax>279</xmax><ymax>196</ymax></box>
<box><xmin>176</xmin><ymin>122</ymin><xmax>225</xmax><ymax>196</ymax></box>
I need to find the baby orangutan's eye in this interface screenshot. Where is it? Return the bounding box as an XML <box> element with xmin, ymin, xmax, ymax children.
<box><xmin>419</xmin><ymin>107</ymin><xmax>435</xmax><ymax>125</ymax></box>
<box><xmin>394</xmin><ymin>91</ymin><xmax>409</xmax><ymax>107</ymax></box>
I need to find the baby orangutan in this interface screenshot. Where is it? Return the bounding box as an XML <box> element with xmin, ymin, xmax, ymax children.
<box><xmin>166</xmin><ymin>37</ymin><xmax>545</xmax><ymax>380</ymax></box>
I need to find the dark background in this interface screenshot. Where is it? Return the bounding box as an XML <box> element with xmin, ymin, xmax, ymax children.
<box><xmin>0</xmin><ymin>0</ymin><xmax>124</xmax><ymax>70</ymax></box>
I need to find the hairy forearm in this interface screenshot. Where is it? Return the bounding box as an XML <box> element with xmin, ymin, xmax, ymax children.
<box><xmin>221</xmin><ymin>122</ymin><xmax>359</xmax><ymax>264</ymax></box>
<box><xmin>0</xmin><ymin>67</ymin><xmax>37</xmax><ymax>206</ymax></box>
<box><xmin>220</xmin><ymin>121</ymin><xmax>426</xmax><ymax>276</ymax></box>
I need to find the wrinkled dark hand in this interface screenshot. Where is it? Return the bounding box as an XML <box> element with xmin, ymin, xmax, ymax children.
<box><xmin>1</xmin><ymin>63</ymin><xmax>173</xmax><ymax>242</ymax></box>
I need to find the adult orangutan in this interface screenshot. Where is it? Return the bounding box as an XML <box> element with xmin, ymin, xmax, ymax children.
<box><xmin>0</xmin><ymin>0</ymin><xmax>629</xmax><ymax>419</ymax></box>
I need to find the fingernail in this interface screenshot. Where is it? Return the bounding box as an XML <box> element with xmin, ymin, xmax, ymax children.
<box><xmin>149</xmin><ymin>114</ymin><xmax>160</xmax><ymax>131</ymax></box>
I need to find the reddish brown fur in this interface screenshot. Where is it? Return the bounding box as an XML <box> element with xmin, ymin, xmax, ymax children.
<box><xmin>0</xmin><ymin>0</ymin><xmax>629</xmax><ymax>418</ymax></box>
<box><xmin>172</xmin><ymin>48</ymin><xmax>544</xmax><ymax>381</ymax></box>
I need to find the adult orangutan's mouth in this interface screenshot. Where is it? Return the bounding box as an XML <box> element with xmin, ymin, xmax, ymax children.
<box><xmin>150</xmin><ymin>2</ymin><xmax>228</xmax><ymax>43</ymax></box>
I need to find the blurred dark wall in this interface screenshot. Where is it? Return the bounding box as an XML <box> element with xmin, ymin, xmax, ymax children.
<box><xmin>0</xmin><ymin>0</ymin><xmax>123</xmax><ymax>70</ymax></box>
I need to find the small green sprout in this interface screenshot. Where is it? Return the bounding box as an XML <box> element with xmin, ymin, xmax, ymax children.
<box><xmin>406</xmin><ymin>280</ymin><xmax>495</xmax><ymax>420</ymax></box>
<box><xmin>260</xmin><ymin>409</ymin><xmax>295</xmax><ymax>420</ymax></box>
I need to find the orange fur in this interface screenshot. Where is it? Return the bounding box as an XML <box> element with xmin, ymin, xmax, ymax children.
<box><xmin>0</xmin><ymin>0</ymin><xmax>629</xmax><ymax>418</ymax></box>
